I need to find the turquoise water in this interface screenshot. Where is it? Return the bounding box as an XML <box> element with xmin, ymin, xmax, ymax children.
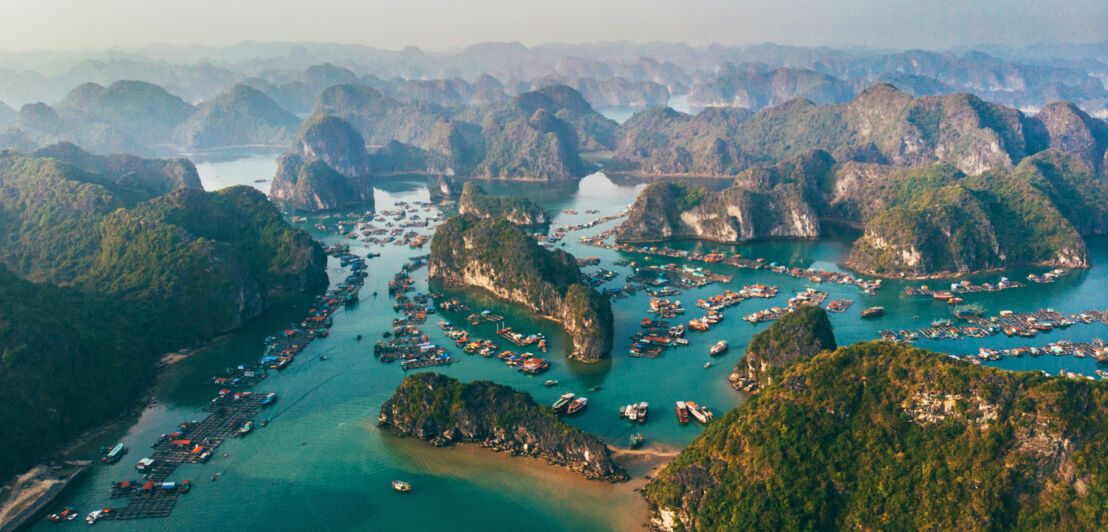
<box><xmin>37</xmin><ymin>169</ymin><xmax>1108</xmax><ymax>531</ymax></box>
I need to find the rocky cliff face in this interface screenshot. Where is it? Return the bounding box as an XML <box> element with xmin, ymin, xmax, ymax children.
<box><xmin>730</xmin><ymin>306</ymin><xmax>836</xmax><ymax>393</ymax></box>
<box><xmin>615</xmin><ymin>152</ymin><xmax>830</xmax><ymax>243</ymax></box>
<box><xmin>269</xmin><ymin>153</ymin><xmax>374</xmax><ymax>212</ymax></box>
<box><xmin>290</xmin><ymin>114</ymin><xmax>371</xmax><ymax>178</ymax></box>
<box><xmin>378</xmin><ymin>372</ymin><xmax>628</xmax><ymax>482</ymax></box>
<box><xmin>845</xmin><ymin>167</ymin><xmax>1088</xmax><ymax>278</ymax></box>
<box><xmin>429</xmin><ymin>215</ymin><xmax>613</xmax><ymax>361</ymax></box>
<box><xmin>1035</xmin><ymin>101</ymin><xmax>1108</xmax><ymax>175</ymax></box>
<box><xmin>457</xmin><ymin>181</ymin><xmax>548</xmax><ymax>226</ymax></box>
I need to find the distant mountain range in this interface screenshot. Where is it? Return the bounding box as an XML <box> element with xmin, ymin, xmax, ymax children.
<box><xmin>0</xmin><ymin>41</ymin><xmax>1102</xmax><ymax>115</ymax></box>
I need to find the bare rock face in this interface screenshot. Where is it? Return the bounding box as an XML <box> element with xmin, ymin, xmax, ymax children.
<box><xmin>429</xmin><ymin>215</ymin><xmax>612</xmax><ymax>361</ymax></box>
<box><xmin>269</xmin><ymin>153</ymin><xmax>374</xmax><ymax>212</ymax></box>
<box><xmin>291</xmin><ymin>114</ymin><xmax>371</xmax><ymax>178</ymax></box>
<box><xmin>616</xmin><ymin>151</ymin><xmax>831</xmax><ymax>243</ymax></box>
<box><xmin>1035</xmin><ymin>101</ymin><xmax>1108</xmax><ymax>174</ymax></box>
<box><xmin>378</xmin><ymin>372</ymin><xmax>628</xmax><ymax>482</ymax></box>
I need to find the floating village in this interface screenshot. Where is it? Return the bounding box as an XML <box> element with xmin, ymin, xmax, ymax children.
<box><xmin>36</xmin><ymin>197</ymin><xmax>1108</xmax><ymax>526</ymax></box>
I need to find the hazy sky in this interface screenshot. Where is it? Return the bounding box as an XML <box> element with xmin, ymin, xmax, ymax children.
<box><xmin>1</xmin><ymin>0</ymin><xmax>1104</xmax><ymax>52</ymax></box>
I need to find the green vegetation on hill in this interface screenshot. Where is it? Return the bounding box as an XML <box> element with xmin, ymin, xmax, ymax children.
<box><xmin>377</xmin><ymin>372</ymin><xmax>628</xmax><ymax>481</ymax></box>
<box><xmin>462</xmin><ymin>85</ymin><xmax>619</xmax><ymax>151</ymax></box>
<box><xmin>457</xmin><ymin>181</ymin><xmax>548</xmax><ymax>226</ymax></box>
<box><xmin>57</xmin><ymin>80</ymin><xmax>195</xmax><ymax>143</ymax></box>
<box><xmin>0</xmin><ymin>266</ymin><xmax>157</xmax><ymax>484</ymax></box>
<box><xmin>648</xmin><ymin>341</ymin><xmax>1108</xmax><ymax>530</ymax></box>
<box><xmin>175</xmin><ymin>84</ymin><xmax>300</xmax><ymax>150</ymax></box>
<box><xmin>315</xmin><ymin>84</ymin><xmax>598</xmax><ymax>180</ymax></box>
<box><xmin>848</xmin><ymin>164</ymin><xmax>1087</xmax><ymax>276</ymax></box>
<box><xmin>615</xmin><ymin>83</ymin><xmax>1100</xmax><ymax>178</ymax></box>
<box><xmin>429</xmin><ymin>215</ymin><xmax>612</xmax><ymax>360</ymax></box>
<box><xmin>0</xmin><ymin>147</ymin><xmax>326</xmax><ymax>482</ymax></box>
<box><xmin>616</xmin><ymin>145</ymin><xmax>1098</xmax><ymax>276</ymax></box>
<box><xmin>268</xmin><ymin>153</ymin><xmax>375</xmax><ymax>212</ymax></box>
<box><xmin>289</xmin><ymin>113</ymin><xmax>371</xmax><ymax>177</ymax></box>
<box><xmin>732</xmin><ymin>306</ymin><xmax>836</xmax><ymax>391</ymax></box>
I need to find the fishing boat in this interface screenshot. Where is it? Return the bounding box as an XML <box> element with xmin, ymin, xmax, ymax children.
<box><xmin>704</xmin><ymin>362</ymin><xmax>711</xmax><ymax>368</ymax></box>
<box><xmin>544</xmin><ymin>379</ymin><xmax>559</xmax><ymax>387</ymax></box>
<box><xmin>237</xmin><ymin>421</ymin><xmax>254</xmax><ymax>435</ymax></box>
<box><xmin>46</xmin><ymin>508</ymin><xmax>78</xmax><ymax>522</ymax></box>
<box><xmin>629</xmin><ymin>433</ymin><xmax>644</xmax><ymax>448</ymax></box>
<box><xmin>709</xmin><ymin>340</ymin><xmax>729</xmax><ymax>356</ymax></box>
<box><xmin>566</xmin><ymin>397</ymin><xmax>589</xmax><ymax>414</ymax></box>
<box><xmin>101</xmin><ymin>443</ymin><xmax>126</xmax><ymax>464</ymax></box>
<box><xmin>552</xmin><ymin>393</ymin><xmax>575</xmax><ymax>412</ymax></box>
<box><xmin>675</xmin><ymin>401</ymin><xmax>689</xmax><ymax>423</ymax></box>
<box><xmin>635</xmin><ymin>402</ymin><xmax>648</xmax><ymax>421</ymax></box>
<box><xmin>392</xmin><ymin>480</ymin><xmax>412</xmax><ymax>493</ymax></box>
<box><xmin>261</xmin><ymin>392</ymin><xmax>278</xmax><ymax>406</ymax></box>
<box><xmin>860</xmin><ymin>306</ymin><xmax>885</xmax><ymax>318</ymax></box>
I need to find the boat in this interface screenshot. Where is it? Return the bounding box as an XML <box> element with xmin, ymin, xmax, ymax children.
<box><xmin>860</xmin><ymin>306</ymin><xmax>885</xmax><ymax>318</ymax></box>
<box><xmin>392</xmin><ymin>480</ymin><xmax>412</xmax><ymax>493</ymax></box>
<box><xmin>238</xmin><ymin>421</ymin><xmax>254</xmax><ymax>435</ymax></box>
<box><xmin>552</xmin><ymin>393</ymin><xmax>575</xmax><ymax>412</ymax></box>
<box><xmin>544</xmin><ymin>379</ymin><xmax>559</xmax><ymax>387</ymax></box>
<box><xmin>709</xmin><ymin>340</ymin><xmax>729</xmax><ymax>356</ymax></box>
<box><xmin>686</xmin><ymin>401</ymin><xmax>714</xmax><ymax>423</ymax></box>
<box><xmin>566</xmin><ymin>397</ymin><xmax>589</xmax><ymax>414</ymax></box>
<box><xmin>675</xmin><ymin>401</ymin><xmax>689</xmax><ymax>423</ymax></box>
<box><xmin>86</xmin><ymin>509</ymin><xmax>111</xmax><ymax>524</ymax></box>
<box><xmin>629</xmin><ymin>433</ymin><xmax>644</xmax><ymax>448</ymax></box>
<box><xmin>261</xmin><ymin>392</ymin><xmax>278</xmax><ymax>406</ymax></box>
<box><xmin>135</xmin><ymin>458</ymin><xmax>155</xmax><ymax>472</ymax></box>
<box><xmin>704</xmin><ymin>362</ymin><xmax>711</xmax><ymax>368</ymax></box>
<box><xmin>101</xmin><ymin>443</ymin><xmax>126</xmax><ymax>464</ymax></box>
<box><xmin>46</xmin><ymin>508</ymin><xmax>78</xmax><ymax>522</ymax></box>
<box><xmin>635</xmin><ymin>402</ymin><xmax>648</xmax><ymax>421</ymax></box>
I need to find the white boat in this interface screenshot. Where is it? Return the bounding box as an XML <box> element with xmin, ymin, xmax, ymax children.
<box><xmin>552</xmin><ymin>393</ymin><xmax>575</xmax><ymax>412</ymax></box>
<box><xmin>687</xmin><ymin>402</ymin><xmax>714</xmax><ymax>423</ymax></box>
<box><xmin>86</xmin><ymin>509</ymin><xmax>108</xmax><ymax>524</ymax></box>
<box><xmin>392</xmin><ymin>480</ymin><xmax>411</xmax><ymax>492</ymax></box>
<box><xmin>566</xmin><ymin>397</ymin><xmax>588</xmax><ymax>414</ymax></box>
<box><xmin>710</xmin><ymin>340</ymin><xmax>729</xmax><ymax>356</ymax></box>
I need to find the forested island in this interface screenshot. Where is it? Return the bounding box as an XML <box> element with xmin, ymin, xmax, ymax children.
<box><xmin>612</xmin><ymin>87</ymin><xmax>1108</xmax><ymax>277</ymax></box>
<box><xmin>429</xmin><ymin>215</ymin><xmax>613</xmax><ymax>361</ymax></box>
<box><xmin>378</xmin><ymin>373</ymin><xmax>628</xmax><ymax>482</ymax></box>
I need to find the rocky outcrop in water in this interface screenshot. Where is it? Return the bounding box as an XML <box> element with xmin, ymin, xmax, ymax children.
<box><xmin>615</xmin><ymin>151</ymin><xmax>830</xmax><ymax>243</ymax></box>
<box><xmin>378</xmin><ymin>372</ymin><xmax>628</xmax><ymax>482</ymax></box>
<box><xmin>729</xmin><ymin>306</ymin><xmax>836</xmax><ymax>393</ymax></box>
<box><xmin>429</xmin><ymin>215</ymin><xmax>613</xmax><ymax>361</ymax></box>
<box><xmin>269</xmin><ymin>153</ymin><xmax>374</xmax><ymax>212</ymax></box>
<box><xmin>457</xmin><ymin>181</ymin><xmax>548</xmax><ymax>226</ymax></box>
<box><xmin>290</xmin><ymin>114</ymin><xmax>371</xmax><ymax>178</ymax></box>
